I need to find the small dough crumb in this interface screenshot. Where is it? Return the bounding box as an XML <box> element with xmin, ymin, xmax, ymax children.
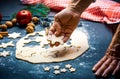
<box><xmin>69</xmin><ymin>67</ymin><xmax>76</xmax><ymax>72</ymax></box>
<box><xmin>65</xmin><ymin>64</ymin><xmax>72</xmax><ymax>69</ymax></box>
<box><xmin>0</xmin><ymin>41</ymin><xmax>14</xmax><ymax>48</ymax></box>
<box><xmin>53</xmin><ymin>65</ymin><xmax>60</xmax><ymax>70</ymax></box>
<box><xmin>8</xmin><ymin>32</ymin><xmax>21</xmax><ymax>39</ymax></box>
<box><xmin>53</xmin><ymin>70</ymin><xmax>61</xmax><ymax>75</ymax></box>
<box><xmin>44</xmin><ymin>67</ymin><xmax>51</xmax><ymax>71</ymax></box>
<box><xmin>0</xmin><ymin>51</ymin><xmax>10</xmax><ymax>57</ymax></box>
<box><xmin>60</xmin><ymin>68</ymin><xmax>67</xmax><ymax>73</ymax></box>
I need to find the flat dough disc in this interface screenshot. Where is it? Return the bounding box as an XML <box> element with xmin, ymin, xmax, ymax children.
<box><xmin>15</xmin><ymin>30</ymin><xmax>89</xmax><ymax>63</ymax></box>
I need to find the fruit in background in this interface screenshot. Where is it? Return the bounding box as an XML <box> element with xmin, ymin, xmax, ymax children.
<box><xmin>0</xmin><ymin>13</ymin><xmax>2</xmax><ymax>22</ymax></box>
<box><xmin>16</xmin><ymin>10</ymin><xmax>32</xmax><ymax>26</ymax></box>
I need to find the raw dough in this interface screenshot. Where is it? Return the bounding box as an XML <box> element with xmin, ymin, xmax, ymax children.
<box><xmin>53</xmin><ymin>65</ymin><xmax>60</xmax><ymax>69</ymax></box>
<box><xmin>44</xmin><ymin>67</ymin><xmax>51</xmax><ymax>71</ymax></box>
<box><xmin>47</xmin><ymin>34</ymin><xmax>64</xmax><ymax>44</ymax></box>
<box><xmin>69</xmin><ymin>67</ymin><xmax>76</xmax><ymax>72</ymax></box>
<box><xmin>60</xmin><ymin>68</ymin><xmax>67</xmax><ymax>73</ymax></box>
<box><xmin>0</xmin><ymin>51</ymin><xmax>10</xmax><ymax>57</ymax></box>
<box><xmin>0</xmin><ymin>41</ymin><xmax>14</xmax><ymax>48</ymax></box>
<box><xmin>8</xmin><ymin>32</ymin><xmax>21</xmax><ymax>39</ymax></box>
<box><xmin>15</xmin><ymin>29</ymin><xmax>89</xmax><ymax>63</ymax></box>
<box><xmin>65</xmin><ymin>64</ymin><xmax>72</xmax><ymax>69</ymax></box>
<box><xmin>53</xmin><ymin>70</ymin><xmax>61</xmax><ymax>74</ymax></box>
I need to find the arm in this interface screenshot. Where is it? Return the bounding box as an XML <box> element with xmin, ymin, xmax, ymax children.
<box><xmin>67</xmin><ymin>0</ymin><xmax>94</xmax><ymax>14</ymax></box>
<box><xmin>106</xmin><ymin>24</ymin><xmax>120</xmax><ymax>59</ymax></box>
<box><xmin>48</xmin><ymin>0</ymin><xmax>93</xmax><ymax>46</ymax></box>
<box><xmin>92</xmin><ymin>24</ymin><xmax>120</xmax><ymax>78</ymax></box>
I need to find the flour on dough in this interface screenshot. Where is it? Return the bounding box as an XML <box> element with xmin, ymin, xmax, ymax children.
<box><xmin>15</xmin><ymin>29</ymin><xmax>89</xmax><ymax>63</ymax></box>
<box><xmin>47</xmin><ymin>34</ymin><xmax>64</xmax><ymax>45</ymax></box>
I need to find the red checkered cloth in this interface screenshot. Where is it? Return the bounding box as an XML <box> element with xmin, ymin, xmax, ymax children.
<box><xmin>20</xmin><ymin>0</ymin><xmax>42</xmax><ymax>5</ymax></box>
<box><xmin>21</xmin><ymin>0</ymin><xmax>120</xmax><ymax>24</ymax></box>
<box><xmin>42</xmin><ymin>0</ymin><xmax>70</xmax><ymax>10</ymax></box>
<box><xmin>81</xmin><ymin>0</ymin><xmax>120</xmax><ymax>24</ymax></box>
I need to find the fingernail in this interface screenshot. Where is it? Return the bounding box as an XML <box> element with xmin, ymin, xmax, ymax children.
<box><xmin>92</xmin><ymin>68</ymin><xmax>96</xmax><ymax>72</ymax></box>
<box><xmin>95</xmin><ymin>72</ymin><xmax>101</xmax><ymax>78</ymax></box>
<box><xmin>112</xmin><ymin>72</ymin><xmax>115</xmax><ymax>76</ymax></box>
<box><xmin>92</xmin><ymin>70</ymin><xmax>96</xmax><ymax>73</ymax></box>
<box><xmin>102</xmin><ymin>74</ymin><xmax>107</xmax><ymax>78</ymax></box>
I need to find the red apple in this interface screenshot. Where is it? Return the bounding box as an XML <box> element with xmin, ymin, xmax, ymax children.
<box><xmin>0</xmin><ymin>13</ymin><xmax>2</xmax><ymax>22</ymax></box>
<box><xmin>16</xmin><ymin>10</ymin><xmax>32</xmax><ymax>26</ymax></box>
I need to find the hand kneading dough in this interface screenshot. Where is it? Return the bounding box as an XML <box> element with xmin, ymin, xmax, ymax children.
<box><xmin>15</xmin><ymin>30</ymin><xmax>89</xmax><ymax>63</ymax></box>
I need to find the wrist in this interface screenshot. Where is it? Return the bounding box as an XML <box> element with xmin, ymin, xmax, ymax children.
<box><xmin>67</xmin><ymin>0</ymin><xmax>93</xmax><ymax>15</ymax></box>
<box><xmin>106</xmin><ymin>24</ymin><xmax>120</xmax><ymax>60</ymax></box>
<box><xmin>106</xmin><ymin>47</ymin><xmax>120</xmax><ymax>60</ymax></box>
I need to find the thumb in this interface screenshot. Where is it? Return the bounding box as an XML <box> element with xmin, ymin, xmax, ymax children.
<box><xmin>53</xmin><ymin>21</ymin><xmax>61</xmax><ymax>37</ymax></box>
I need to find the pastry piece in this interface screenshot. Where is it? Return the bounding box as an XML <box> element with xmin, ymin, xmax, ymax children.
<box><xmin>60</xmin><ymin>68</ymin><xmax>67</xmax><ymax>73</ymax></box>
<box><xmin>44</xmin><ymin>67</ymin><xmax>51</xmax><ymax>71</ymax></box>
<box><xmin>8</xmin><ymin>32</ymin><xmax>21</xmax><ymax>39</ymax></box>
<box><xmin>0</xmin><ymin>51</ymin><xmax>10</xmax><ymax>57</ymax></box>
<box><xmin>65</xmin><ymin>64</ymin><xmax>72</xmax><ymax>69</ymax></box>
<box><xmin>47</xmin><ymin>34</ymin><xmax>64</xmax><ymax>46</ymax></box>
<box><xmin>69</xmin><ymin>67</ymin><xmax>76</xmax><ymax>72</ymax></box>
<box><xmin>0</xmin><ymin>41</ymin><xmax>14</xmax><ymax>48</ymax></box>
<box><xmin>53</xmin><ymin>70</ymin><xmax>61</xmax><ymax>75</ymax></box>
<box><xmin>53</xmin><ymin>65</ymin><xmax>60</xmax><ymax>70</ymax></box>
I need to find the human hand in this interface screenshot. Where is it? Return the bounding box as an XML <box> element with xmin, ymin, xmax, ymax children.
<box><xmin>48</xmin><ymin>8</ymin><xmax>80</xmax><ymax>47</ymax></box>
<box><xmin>92</xmin><ymin>54</ymin><xmax>120</xmax><ymax>78</ymax></box>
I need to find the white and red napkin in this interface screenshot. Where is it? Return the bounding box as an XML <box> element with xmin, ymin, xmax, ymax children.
<box><xmin>20</xmin><ymin>0</ymin><xmax>120</xmax><ymax>24</ymax></box>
